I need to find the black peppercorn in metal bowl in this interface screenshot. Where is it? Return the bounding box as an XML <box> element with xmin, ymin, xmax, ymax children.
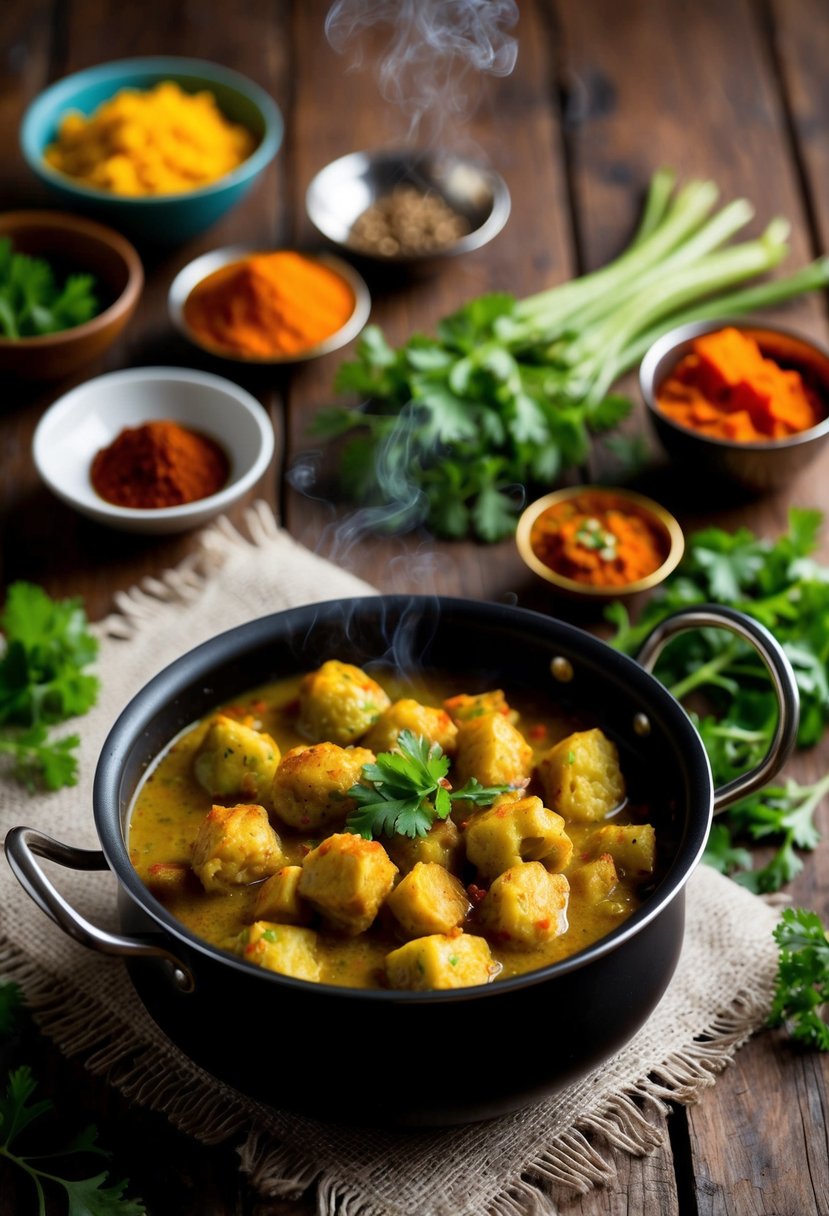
<box><xmin>305</xmin><ymin>149</ymin><xmax>511</xmax><ymax>267</ymax></box>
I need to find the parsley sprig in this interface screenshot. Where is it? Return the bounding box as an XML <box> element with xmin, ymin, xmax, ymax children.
<box><xmin>608</xmin><ymin>508</ymin><xmax>829</xmax><ymax>892</ymax></box>
<box><xmin>0</xmin><ymin>237</ymin><xmax>99</xmax><ymax>339</ymax></box>
<box><xmin>346</xmin><ymin>729</ymin><xmax>512</xmax><ymax>840</ymax></box>
<box><xmin>0</xmin><ymin>980</ymin><xmax>146</xmax><ymax>1214</ymax></box>
<box><xmin>0</xmin><ymin>582</ymin><xmax>100</xmax><ymax>790</ymax></box>
<box><xmin>769</xmin><ymin>909</ymin><xmax>829</xmax><ymax>1051</ymax></box>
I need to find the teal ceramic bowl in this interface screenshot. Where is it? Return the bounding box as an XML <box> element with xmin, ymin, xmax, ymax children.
<box><xmin>20</xmin><ymin>57</ymin><xmax>283</xmax><ymax>245</ymax></box>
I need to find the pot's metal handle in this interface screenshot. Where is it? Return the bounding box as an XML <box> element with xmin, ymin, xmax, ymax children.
<box><xmin>635</xmin><ymin>604</ymin><xmax>800</xmax><ymax>814</ymax></box>
<box><xmin>4</xmin><ymin>826</ymin><xmax>194</xmax><ymax>992</ymax></box>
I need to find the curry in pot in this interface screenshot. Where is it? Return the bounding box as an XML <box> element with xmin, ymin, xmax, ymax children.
<box><xmin>128</xmin><ymin>661</ymin><xmax>660</xmax><ymax>990</ymax></box>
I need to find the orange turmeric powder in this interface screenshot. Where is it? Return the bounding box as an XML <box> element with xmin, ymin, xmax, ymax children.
<box><xmin>529</xmin><ymin>491</ymin><xmax>669</xmax><ymax>588</ymax></box>
<box><xmin>655</xmin><ymin>326</ymin><xmax>824</xmax><ymax>442</ymax></box>
<box><xmin>182</xmin><ymin>252</ymin><xmax>356</xmax><ymax>358</ymax></box>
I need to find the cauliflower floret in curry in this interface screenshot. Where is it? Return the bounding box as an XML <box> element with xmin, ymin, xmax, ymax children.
<box><xmin>193</xmin><ymin>713</ymin><xmax>280</xmax><ymax>804</ymax></box>
<box><xmin>298</xmin><ymin>660</ymin><xmax>390</xmax><ymax>745</ymax></box>
<box><xmin>191</xmin><ymin>802</ymin><xmax>283</xmax><ymax>893</ymax></box>
<box><xmin>271</xmin><ymin>742</ymin><xmax>374</xmax><ymax>831</ymax></box>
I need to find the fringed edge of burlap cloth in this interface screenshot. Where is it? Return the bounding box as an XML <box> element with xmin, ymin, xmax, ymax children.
<box><xmin>0</xmin><ymin>503</ymin><xmax>781</xmax><ymax>1215</ymax></box>
<box><xmin>0</xmin><ymin>935</ymin><xmax>776</xmax><ymax>1214</ymax></box>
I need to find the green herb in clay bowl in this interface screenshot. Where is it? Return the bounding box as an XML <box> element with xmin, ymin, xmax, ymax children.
<box><xmin>0</xmin><ymin>237</ymin><xmax>98</xmax><ymax>339</ymax></box>
<box><xmin>0</xmin><ymin>211</ymin><xmax>143</xmax><ymax>380</ymax></box>
<box><xmin>310</xmin><ymin>168</ymin><xmax>829</xmax><ymax>541</ymax></box>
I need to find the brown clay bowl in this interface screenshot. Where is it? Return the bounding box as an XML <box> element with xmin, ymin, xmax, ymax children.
<box><xmin>0</xmin><ymin>210</ymin><xmax>143</xmax><ymax>381</ymax></box>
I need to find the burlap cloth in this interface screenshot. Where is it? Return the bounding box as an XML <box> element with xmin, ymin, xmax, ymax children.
<box><xmin>0</xmin><ymin>503</ymin><xmax>782</xmax><ymax>1215</ymax></box>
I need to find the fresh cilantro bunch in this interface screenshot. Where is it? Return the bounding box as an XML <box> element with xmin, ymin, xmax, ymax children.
<box><xmin>608</xmin><ymin>508</ymin><xmax>829</xmax><ymax>892</ymax></box>
<box><xmin>346</xmin><ymin>729</ymin><xmax>512</xmax><ymax>839</ymax></box>
<box><xmin>0</xmin><ymin>237</ymin><xmax>99</xmax><ymax>339</ymax></box>
<box><xmin>309</xmin><ymin>171</ymin><xmax>829</xmax><ymax>542</ymax></box>
<box><xmin>0</xmin><ymin>980</ymin><xmax>146</xmax><ymax>1214</ymax></box>
<box><xmin>769</xmin><ymin>908</ymin><xmax>829</xmax><ymax>1051</ymax></box>
<box><xmin>311</xmin><ymin>311</ymin><xmax>631</xmax><ymax>542</ymax></box>
<box><xmin>0</xmin><ymin>582</ymin><xmax>100</xmax><ymax>790</ymax></box>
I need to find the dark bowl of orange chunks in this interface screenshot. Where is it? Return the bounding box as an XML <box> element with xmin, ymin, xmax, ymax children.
<box><xmin>640</xmin><ymin>317</ymin><xmax>829</xmax><ymax>494</ymax></box>
<box><xmin>5</xmin><ymin>595</ymin><xmax>798</xmax><ymax>1125</ymax></box>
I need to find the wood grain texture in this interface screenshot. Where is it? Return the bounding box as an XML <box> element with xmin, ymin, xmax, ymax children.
<box><xmin>2</xmin><ymin>0</ymin><xmax>829</xmax><ymax>1212</ymax></box>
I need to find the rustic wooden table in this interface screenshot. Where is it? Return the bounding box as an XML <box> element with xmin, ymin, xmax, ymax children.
<box><xmin>1</xmin><ymin>0</ymin><xmax>828</xmax><ymax>1212</ymax></box>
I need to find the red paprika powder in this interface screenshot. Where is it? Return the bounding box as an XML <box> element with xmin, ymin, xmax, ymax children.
<box><xmin>90</xmin><ymin>419</ymin><xmax>229</xmax><ymax>509</ymax></box>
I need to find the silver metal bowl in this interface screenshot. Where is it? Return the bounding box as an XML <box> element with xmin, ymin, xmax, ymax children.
<box><xmin>305</xmin><ymin>149</ymin><xmax>511</xmax><ymax>265</ymax></box>
<box><xmin>639</xmin><ymin>318</ymin><xmax>829</xmax><ymax>493</ymax></box>
<box><xmin>168</xmin><ymin>245</ymin><xmax>371</xmax><ymax>365</ymax></box>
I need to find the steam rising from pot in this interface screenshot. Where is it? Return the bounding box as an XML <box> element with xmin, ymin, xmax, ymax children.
<box><xmin>325</xmin><ymin>0</ymin><xmax>519</xmax><ymax>139</ymax></box>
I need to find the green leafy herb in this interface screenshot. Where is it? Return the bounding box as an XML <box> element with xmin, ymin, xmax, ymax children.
<box><xmin>769</xmin><ymin>908</ymin><xmax>829</xmax><ymax>1051</ymax></box>
<box><xmin>0</xmin><ymin>237</ymin><xmax>99</xmax><ymax>339</ymax></box>
<box><xmin>311</xmin><ymin>170</ymin><xmax>829</xmax><ymax>541</ymax></box>
<box><xmin>0</xmin><ymin>1066</ymin><xmax>146</xmax><ymax>1214</ymax></box>
<box><xmin>0</xmin><ymin>582</ymin><xmax>99</xmax><ymax>790</ymax></box>
<box><xmin>725</xmin><ymin>775</ymin><xmax>829</xmax><ymax>894</ymax></box>
<box><xmin>607</xmin><ymin>508</ymin><xmax>829</xmax><ymax>891</ymax></box>
<box><xmin>0</xmin><ymin>981</ymin><xmax>145</xmax><ymax>1213</ymax></box>
<box><xmin>346</xmin><ymin>730</ymin><xmax>513</xmax><ymax>840</ymax></box>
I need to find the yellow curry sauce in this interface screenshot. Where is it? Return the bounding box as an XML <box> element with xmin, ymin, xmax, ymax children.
<box><xmin>128</xmin><ymin>667</ymin><xmax>660</xmax><ymax>990</ymax></box>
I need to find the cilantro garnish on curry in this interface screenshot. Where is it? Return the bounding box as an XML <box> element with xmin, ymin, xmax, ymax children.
<box><xmin>128</xmin><ymin>661</ymin><xmax>659</xmax><ymax>991</ymax></box>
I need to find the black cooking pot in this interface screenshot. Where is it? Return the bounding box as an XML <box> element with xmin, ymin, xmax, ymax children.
<box><xmin>5</xmin><ymin>597</ymin><xmax>799</xmax><ymax>1126</ymax></box>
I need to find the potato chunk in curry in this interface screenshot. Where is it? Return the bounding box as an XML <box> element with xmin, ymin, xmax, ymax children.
<box><xmin>237</xmin><ymin>921</ymin><xmax>321</xmax><ymax>982</ymax></box>
<box><xmin>478</xmin><ymin>863</ymin><xmax>570</xmax><ymax>950</ymax></box>
<box><xmin>385</xmin><ymin>818</ymin><xmax>464</xmax><ymax>876</ymax></box>
<box><xmin>454</xmin><ymin>712</ymin><xmax>533</xmax><ymax>789</ymax></box>
<box><xmin>253</xmin><ymin>865</ymin><xmax>311</xmax><ymax>925</ymax></box>
<box><xmin>298</xmin><ymin>832</ymin><xmax>397</xmax><ymax>935</ymax></box>
<box><xmin>385</xmin><ymin>931</ymin><xmax>496</xmax><ymax>990</ymax></box>
<box><xmin>271</xmin><ymin>742</ymin><xmax>374</xmax><ymax>831</ymax></box>
<box><xmin>363</xmin><ymin>698</ymin><xmax>458</xmax><ymax>755</ymax></box>
<box><xmin>464</xmin><ymin>794</ymin><xmax>573</xmax><ymax>880</ymax></box>
<box><xmin>536</xmin><ymin>728</ymin><xmax>625</xmax><ymax>823</ymax></box>
<box><xmin>298</xmin><ymin>660</ymin><xmax>391</xmax><ymax>745</ymax></box>
<box><xmin>193</xmin><ymin>714</ymin><xmax>280</xmax><ymax>804</ymax></box>
<box><xmin>386</xmin><ymin>862</ymin><xmax>471</xmax><ymax>938</ymax></box>
<box><xmin>191</xmin><ymin>803</ymin><xmax>283</xmax><ymax>893</ymax></box>
<box><xmin>567</xmin><ymin>853</ymin><xmax>619</xmax><ymax>905</ymax></box>
<box><xmin>588</xmin><ymin>823</ymin><xmax>656</xmax><ymax>877</ymax></box>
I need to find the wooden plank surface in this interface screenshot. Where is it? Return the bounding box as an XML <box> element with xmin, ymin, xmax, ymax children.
<box><xmin>1</xmin><ymin>0</ymin><xmax>828</xmax><ymax>1212</ymax></box>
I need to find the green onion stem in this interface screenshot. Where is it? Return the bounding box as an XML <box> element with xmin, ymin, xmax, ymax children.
<box><xmin>614</xmin><ymin>256</ymin><xmax>829</xmax><ymax>373</ymax></box>
<box><xmin>513</xmin><ymin>179</ymin><xmax>720</xmax><ymax>330</ymax></box>
<box><xmin>628</xmin><ymin>167</ymin><xmax>678</xmax><ymax>249</ymax></box>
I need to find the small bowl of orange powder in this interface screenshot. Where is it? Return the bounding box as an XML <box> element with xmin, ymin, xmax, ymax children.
<box><xmin>640</xmin><ymin>319</ymin><xmax>829</xmax><ymax>493</ymax></box>
<box><xmin>516</xmin><ymin>485</ymin><xmax>684</xmax><ymax>602</ymax></box>
<box><xmin>168</xmin><ymin>245</ymin><xmax>371</xmax><ymax>364</ymax></box>
<box><xmin>32</xmin><ymin>366</ymin><xmax>275</xmax><ymax>534</ymax></box>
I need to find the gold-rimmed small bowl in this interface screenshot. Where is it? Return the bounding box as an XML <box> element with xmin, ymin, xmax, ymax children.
<box><xmin>516</xmin><ymin>485</ymin><xmax>685</xmax><ymax>602</ymax></box>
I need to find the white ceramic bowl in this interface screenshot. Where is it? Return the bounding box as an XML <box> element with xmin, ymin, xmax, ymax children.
<box><xmin>168</xmin><ymin>246</ymin><xmax>371</xmax><ymax>364</ymax></box>
<box><xmin>32</xmin><ymin>366</ymin><xmax>275</xmax><ymax>534</ymax></box>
